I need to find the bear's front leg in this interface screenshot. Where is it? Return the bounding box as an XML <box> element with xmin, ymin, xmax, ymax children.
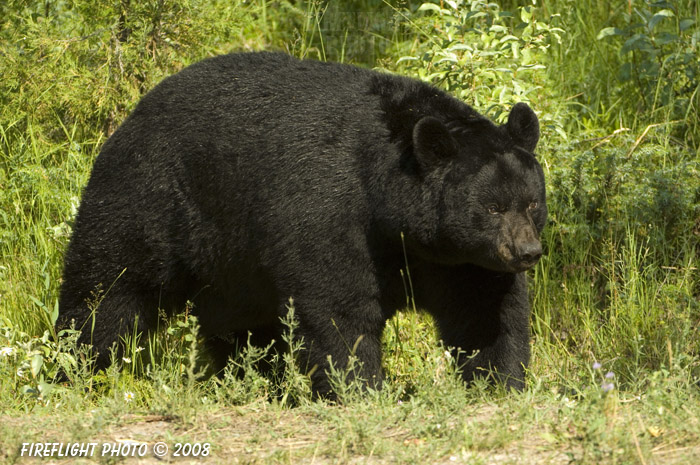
<box><xmin>421</xmin><ymin>266</ymin><xmax>532</xmax><ymax>390</ymax></box>
<box><xmin>290</xmin><ymin>296</ymin><xmax>386</xmax><ymax>399</ymax></box>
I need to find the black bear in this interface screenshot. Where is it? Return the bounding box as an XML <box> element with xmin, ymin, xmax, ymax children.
<box><xmin>59</xmin><ymin>52</ymin><xmax>546</xmax><ymax>396</ymax></box>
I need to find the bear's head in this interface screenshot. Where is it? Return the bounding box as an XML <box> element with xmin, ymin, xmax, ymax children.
<box><xmin>402</xmin><ymin>102</ymin><xmax>547</xmax><ymax>273</ymax></box>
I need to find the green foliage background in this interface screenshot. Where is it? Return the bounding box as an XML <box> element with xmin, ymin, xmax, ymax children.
<box><xmin>0</xmin><ymin>2</ymin><xmax>698</xmax><ymax>457</ymax></box>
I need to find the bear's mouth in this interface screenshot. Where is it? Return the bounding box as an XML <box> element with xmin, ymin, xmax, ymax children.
<box><xmin>508</xmin><ymin>257</ymin><xmax>540</xmax><ymax>272</ymax></box>
<box><xmin>497</xmin><ymin>244</ymin><xmax>542</xmax><ymax>273</ymax></box>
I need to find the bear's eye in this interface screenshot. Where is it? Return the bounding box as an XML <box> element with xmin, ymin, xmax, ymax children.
<box><xmin>488</xmin><ymin>205</ymin><xmax>504</xmax><ymax>215</ymax></box>
<box><xmin>528</xmin><ymin>201</ymin><xmax>538</xmax><ymax>210</ymax></box>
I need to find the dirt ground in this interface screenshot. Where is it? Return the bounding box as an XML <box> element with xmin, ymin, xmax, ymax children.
<box><xmin>3</xmin><ymin>409</ymin><xmax>698</xmax><ymax>465</ymax></box>
<box><xmin>2</xmin><ymin>409</ymin><xmax>562</xmax><ymax>465</ymax></box>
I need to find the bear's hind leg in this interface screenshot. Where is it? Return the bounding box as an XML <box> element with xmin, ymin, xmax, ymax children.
<box><xmin>60</xmin><ymin>286</ymin><xmax>160</xmax><ymax>371</ymax></box>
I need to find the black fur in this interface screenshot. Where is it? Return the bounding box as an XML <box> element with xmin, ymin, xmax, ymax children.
<box><xmin>59</xmin><ymin>52</ymin><xmax>547</xmax><ymax>395</ymax></box>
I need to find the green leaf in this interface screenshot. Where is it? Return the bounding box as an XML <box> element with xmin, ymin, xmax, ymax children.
<box><xmin>499</xmin><ymin>34</ymin><xmax>519</xmax><ymax>43</ymax></box>
<box><xmin>655</xmin><ymin>32</ymin><xmax>678</xmax><ymax>46</ymax></box>
<box><xmin>30</xmin><ymin>354</ymin><xmax>44</xmax><ymax>378</ymax></box>
<box><xmin>28</xmin><ymin>295</ymin><xmax>46</xmax><ymax>310</ymax></box>
<box><xmin>597</xmin><ymin>27</ymin><xmax>623</xmax><ymax>40</ymax></box>
<box><xmin>621</xmin><ymin>34</ymin><xmax>652</xmax><ymax>54</ymax></box>
<box><xmin>21</xmin><ymin>385</ymin><xmax>39</xmax><ymax>397</ymax></box>
<box><xmin>680</xmin><ymin>18</ymin><xmax>695</xmax><ymax>31</ymax></box>
<box><xmin>38</xmin><ymin>381</ymin><xmax>54</xmax><ymax>397</ymax></box>
<box><xmin>58</xmin><ymin>352</ymin><xmax>77</xmax><ymax>368</ymax></box>
<box><xmin>466</xmin><ymin>11</ymin><xmax>487</xmax><ymax>20</ymax></box>
<box><xmin>649</xmin><ymin>9</ymin><xmax>675</xmax><ymax>30</ymax></box>
<box><xmin>396</xmin><ymin>56</ymin><xmax>418</xmax><ymax>64</ymax></box>
<box><xmin>446</xmin><ymin>44</ymin><xmax>473</xmax><ymax>51</ymax></box>
<box><xmin>517</xmin><ymin>64</ymin><xmax>546</xmax><ymax>71</ymax></box>
<box><xmin>50</xmin><ymin>300</ymin><xmax>59</xmax><ymax>327</ymax></box>
<box><xmin>655</xmin><ymin>9</ymin><xmax>675</xmax><ymax>17</ymax></box>
<box><xmin>554</xmin><ymin>125</ymin><xmax>569</xmax><ymax>141</ymax></box>
<box><xmin>510</xmin><ymin>41</ymin><xmax>520</xmax><ymax>59</ymax></box>
<box><xmin>426</xmin><ymin>71</ymin><xmax>449</xmax><ymax>81</ymax></box>
<box><xmin>418</xmin><ymin>3</ymin><xmax>444</xmax><ymax>13</ymax></box>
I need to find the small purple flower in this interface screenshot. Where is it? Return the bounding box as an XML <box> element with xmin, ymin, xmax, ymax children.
<box><xmin>601</xmin><ymin>382</ymin><xmax>615</xmax><ymax>392</ymax></box>
<box><xmin>605</xmin><ymin>371</ymin><xmax>614</xmax><ymax>379</ymax></box>
<box><xmin>592</xmin><ymin>362</ymin><xmax>602</xmax><ymax>370</ymax></box>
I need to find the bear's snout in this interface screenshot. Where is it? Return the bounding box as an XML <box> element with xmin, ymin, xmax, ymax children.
<box><xmin>514</xmin><ymin>240</ymin><xmax>542</xmax><ymax>269</ymax></box>
<box><xmin>496</xmin><ymin>212</ymin><xmax>543</xmax><ymax>272</ymax></box>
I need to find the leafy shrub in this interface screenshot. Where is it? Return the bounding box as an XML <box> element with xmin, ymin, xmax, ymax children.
<box><xmin>0</xmin><ymin>324</ymin><xmax>84</xmax><ymax>407</ymax></box>
<box><xmin>394</xmin><ymin>0</ymin><xmax>565</xmax><ymax>135</ymax></box>
<box><xmin>597</xmin><ymin>0</ymin><xmax>700</xmax><ymax>146</ymax></box>
<box><xmin>212</xmin><ymin>300</ymin><xmax>312</xmax><ymax>407</ymax></box>
<box><xmin>548</xmin><ymin>142</ymin><xmax>699</xmax><ymax>252</ymax></box>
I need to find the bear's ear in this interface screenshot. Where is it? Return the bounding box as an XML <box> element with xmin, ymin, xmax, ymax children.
<box><xmin>412</xmin><ymin>116</ymin><xmax>458</xmax><ymax>170</ymax></box>
<box><xmin>506</xmin><ymin>102</ymin><xmax>539</xmax><ymax>153</ymax></box>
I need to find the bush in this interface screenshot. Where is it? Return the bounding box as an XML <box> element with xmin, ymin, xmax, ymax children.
<box><xmin>597</xmin><ymin>0</ymin><xmax>700</xmax><ymax>147</ymax></box>
<box><xmin>392</xmin><ymin>0</ymin><xmax>565</xmax><ymax>138</ymax></box>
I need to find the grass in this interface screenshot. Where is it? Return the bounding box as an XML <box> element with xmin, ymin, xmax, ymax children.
<box><xmin>1</xmin><ymin>0</ymin><xmax>699</xmax><ymax>463</ymax></box>
<box><xmin>2</xmin><ymin>340</ymin><xmax>698</xmax><ymax>463</ymax></box>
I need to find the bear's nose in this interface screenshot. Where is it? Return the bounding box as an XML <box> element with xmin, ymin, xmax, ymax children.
<box><xmin>517</xmin><ymin>242</ymin><xmax>542</xmax><ymax>265</ymax></box>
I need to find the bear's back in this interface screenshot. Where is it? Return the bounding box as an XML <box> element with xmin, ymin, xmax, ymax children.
<box><xmin>133</xmin><ymin>52</ymin><xmax>376</xmax><ymax>125</ymax></box>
